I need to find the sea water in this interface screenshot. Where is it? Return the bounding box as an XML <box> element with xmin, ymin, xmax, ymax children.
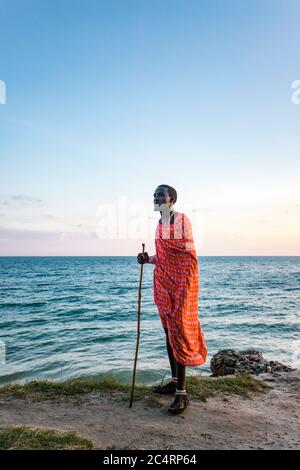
<box><xmin>0</xmin><ymin>256</ymin><xmax>299</xmax><ymax>385</ymax></box>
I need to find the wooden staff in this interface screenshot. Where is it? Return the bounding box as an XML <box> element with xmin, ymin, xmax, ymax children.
<box><xmin>129</xmin><ymin>242</ymin><xmax>145</xmax><ymax>408</ymax></box>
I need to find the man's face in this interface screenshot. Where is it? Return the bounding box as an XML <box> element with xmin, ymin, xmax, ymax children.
<box><xmin>153</xmin><ymin>186</ymin><xmax>172</xmax><ymax>211</ymax></box>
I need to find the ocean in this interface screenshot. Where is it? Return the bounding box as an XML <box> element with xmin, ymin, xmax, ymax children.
<box><xmin>0</xmin><ymin>256</ymin><xmax>299</xmax><ymax>386</ymax></box>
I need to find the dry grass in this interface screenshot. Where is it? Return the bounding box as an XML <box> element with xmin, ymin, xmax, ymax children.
<box><xmin>0</xmin><ymin>373</ymin><xmax>267</xmax><ymax>405</ymax></box>
<box><xmin>0</xmin><ymin>425</ymin><xmax>94</xmax><ymax>450</ymax></box>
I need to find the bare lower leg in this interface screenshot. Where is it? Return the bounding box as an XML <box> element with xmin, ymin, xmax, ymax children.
<box><xmin>164</xmin><ymin>328</ymin><xmax>177</xmax><ymax>381</ymax></box>
<box><xmin>164</xmin><ymin>328</ymin><xmax>186</xmax><ymax>390</ymax></box>
<box><xmin>163</xmin><ymin>330</ymin><xmax>189</xmax><ymax>412</ymax></box>
<box><xmin>176</xmin><ymin>361</ymin><xmax>186</xmax><ymax>391</ymax></box>
<box><xmin>168</xmin><ymin>354</ymin><xmax>188</xmax><ymax>413</ymax></box>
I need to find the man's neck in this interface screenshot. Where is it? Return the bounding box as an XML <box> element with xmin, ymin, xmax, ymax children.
<box><xmin>160</xmin><ymin>208</ymin><xmax>175</xmax><ymax>224</ymax></box>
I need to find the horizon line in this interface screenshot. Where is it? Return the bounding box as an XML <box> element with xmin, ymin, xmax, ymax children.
<box><xmin>0</xmin><ymin>255</ymin><xmax>299</xmax><ymax>258</ymax></box>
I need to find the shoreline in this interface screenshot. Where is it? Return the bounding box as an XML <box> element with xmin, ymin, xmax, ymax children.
<box><xmin>0</xmin><ymin>370</ymin><xmax>299</xmax><ymax>450</ymax></box>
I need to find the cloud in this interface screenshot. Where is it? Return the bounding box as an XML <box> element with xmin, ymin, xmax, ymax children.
<box><xmin>73</xmin><ymin>223</ymin><xmax>97</xmax><ymax>232</ymax></box>
<box><xmin>0</xmin><ymin>226</ymin><xmax>99</xmax><ymax>243</ymax></box>
<box><xmin>0</xmin><ymin>226</ymin><xmax>104</xmax><ymax>256</ymax></box>
<box><xmin>11</xmin><ymin>195</ymin><xmax>42</xmax><ymax>204</ymax></box>
<box><xmin>0</xmin><ymin>226</ymin><xmax>58</xmax><ymax>241</ymax></box>
<box><xmin>38</xmin><ymin>213</ymin><xmax>57</xmax><ymax>220</ymax></box>
<box><xmin>0</xmin><ymin>194</ymin><xmax>43</xmax><ymax>206</ymax></box>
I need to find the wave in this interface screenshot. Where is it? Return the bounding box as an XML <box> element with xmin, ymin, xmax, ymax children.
<box><xmin>0</xmin><ymin>255</ymin><xmax>299</xmax><ymax>386</ymax></box>
<box><xmin>0</xmin><ymin>301</ymin><xmax>47</xmax><ymax>308</ymax></box>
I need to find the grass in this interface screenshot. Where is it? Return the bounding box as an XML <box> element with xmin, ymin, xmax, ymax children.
<box><xmin>0</xmin><ymin>376</ymin><xmax>131</xmax><ymax>400</ymax></box>
<box><xmin>143</xmin><ymin>393</ymin><xmax>165</xmax><ymax>407</ymax></box>
<box><xmin>0</xmin><ymin>375</ymin><xmax>268</xmax><ymax>450</ymax></box>
<box><xmin>186</xmin><ymin>373</ymin><xmax>267</xmax><ymax>401</ymax></box>
<box><xmin>0</xmin><ymin>425</ymin><xmax>94</xmax><ymax>450</ymax></box>
<box><xmin>0</xmin><ymin>373</ymin><xmax>267</xmax><ymax>404</ymax></box>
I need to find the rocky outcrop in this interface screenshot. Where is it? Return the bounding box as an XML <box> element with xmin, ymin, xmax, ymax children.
<box><xmin>210</xmin><ymin>349</ymin><xmax>295</xmax><ymax>377</ymax></box>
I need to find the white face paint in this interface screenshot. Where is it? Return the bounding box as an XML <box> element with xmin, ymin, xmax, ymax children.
<box><xmin>153</xmin><ymin>186</ymin><xmax>172</xmax><ymax>212</ymax></box>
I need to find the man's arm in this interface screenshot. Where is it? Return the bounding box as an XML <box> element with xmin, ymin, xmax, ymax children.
<box><xmin>137</xmin><ymin>252</ymin><xmax>156</xmax><ymax>264</ymax></box>
<box><xmin>148</xmin><ymin>255</ymin><xmax>156</xmax><ymax>264</ymax></box>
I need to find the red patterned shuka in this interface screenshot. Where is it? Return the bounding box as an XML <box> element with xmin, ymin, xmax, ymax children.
<box><xmin>151</xmin><ymin>212</ymin><xmax>207</xmax><ymax>367</ymax></box>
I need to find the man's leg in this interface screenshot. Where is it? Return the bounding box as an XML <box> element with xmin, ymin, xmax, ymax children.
<box><xmin>152</xmin><ymin>327</ymin><xmax>177</xmax><ymax>394</ymax></box>
<box><xmin>176</xmin><ymin>361</ymin><xmax>186</xmax><ymax>391</ymax></box>
<box><xmin>164</xmin><ymin>328</ymin><xmax>186</xmax><ymax>390</ymax></box>
<box><xmin>164</xmin><ymin>327</ymin><xmax>178</xmax><ymax>384</ymax></box>
<box><xmin>168</xmin><ymin>356</ymin><xmax>189</xmax><ymax>414</ymax></box>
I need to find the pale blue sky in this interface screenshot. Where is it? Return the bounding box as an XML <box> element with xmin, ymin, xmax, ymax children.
<box><xmin>0</xmin><ymin>0</ymin><xmax>299</xmax><ymax>255</ymax></box>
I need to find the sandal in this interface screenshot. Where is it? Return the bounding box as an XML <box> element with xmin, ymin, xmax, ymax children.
<box><xmin>152</xmin><ymin>380</ymin><xmax>177</xmax><ymax>395</ymax></box>
<box><xmin>168</xmin><ymin>394</ymin><xmax>190</xmax><ymax>414</ymax></box>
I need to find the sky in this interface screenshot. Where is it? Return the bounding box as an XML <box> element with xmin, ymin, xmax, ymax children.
<box><xmin>0</xmin><ymin>0</ymin><xmax>299</xmax><ymax>255</ymax></box>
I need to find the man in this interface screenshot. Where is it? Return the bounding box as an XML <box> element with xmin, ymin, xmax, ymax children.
<box><xmin>137</xmin><ymin>184</ymin><xmax>207</xmax><ymax>414</ymax></box>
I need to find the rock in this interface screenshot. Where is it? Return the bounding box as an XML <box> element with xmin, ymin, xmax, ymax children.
<box><xmin>210</xmin><ymin>349</ymin><xmax>295</xmax><ymax>377</ymax></box>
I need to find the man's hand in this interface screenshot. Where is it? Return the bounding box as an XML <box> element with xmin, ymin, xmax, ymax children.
<box><xmin>137</xmin><ymin>252</ymin><xmax>149</xmax><ymax>264</ymax></box>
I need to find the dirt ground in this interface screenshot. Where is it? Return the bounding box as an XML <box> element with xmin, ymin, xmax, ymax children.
<box><xmin>0</xmin><ymin>371</ymin><xmax>299</xmax><ymax>450</ymax></box>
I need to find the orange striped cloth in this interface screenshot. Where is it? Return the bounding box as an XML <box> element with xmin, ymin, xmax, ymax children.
<box><xmin>152</xmin><ymin>212</ymin><xmax>207</xmax><ymax>366</ymax></box>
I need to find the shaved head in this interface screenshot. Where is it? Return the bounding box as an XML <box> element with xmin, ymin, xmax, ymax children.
<box><xmin>157</xmin><ymin>185</ymin><xmax>177</xmax><ymax>204</ymax></box>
